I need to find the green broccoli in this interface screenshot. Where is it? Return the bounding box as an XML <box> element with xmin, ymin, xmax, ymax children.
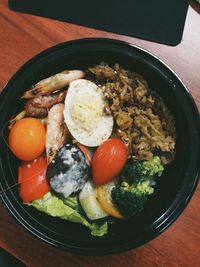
<box><xmin>122</xmin><ymin>156</ymin><xmax>164</xmax><ymax>184</ymax></box>
<box><xmin>111</xmin><ymin>156</ymin><xmax>164</xmax><ymax>216</ymax></box>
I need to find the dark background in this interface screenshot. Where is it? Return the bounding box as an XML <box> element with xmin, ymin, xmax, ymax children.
<box><xmin>0</xmin><ymin>249</ymin><xmax>26</xmax><ymax>267</ymax></box>
<box><xmin>9</xmin><ymin>0</ymin><xmax>189</xmax><ymax>45</ymax></box>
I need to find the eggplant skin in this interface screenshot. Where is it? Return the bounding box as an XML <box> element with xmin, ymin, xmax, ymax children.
<box><xmin>46</xmin><ymin>143</ymin><xmax>89</xmax><ymax>198</ymax></box>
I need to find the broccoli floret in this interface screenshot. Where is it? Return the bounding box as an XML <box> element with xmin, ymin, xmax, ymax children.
<box><xmin>122</xmin><ymin>156</ymin><xmax>164</xmax><ymax>184</ymax></box>
<box><xmin>112</xmin><ymin>180</ymin><xmax>154</xmax><ymax>217</ymax></box>
<box><xmin>141</xmin><ymin>156</ymin><xmax>164</xmax><ymax>177</ymax></box>
<box><xmin>111</xmin><ymin>156</ymin><xmax>164</xmax><ymax>216</ymax></box>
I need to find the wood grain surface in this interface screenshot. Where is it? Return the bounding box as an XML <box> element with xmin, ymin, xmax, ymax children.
<box><xmin>0</xmin><ymin>0</ymin><xmax>200</xmax><ymax>266</ymax></box>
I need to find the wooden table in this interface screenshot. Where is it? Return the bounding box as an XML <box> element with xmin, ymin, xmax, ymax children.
<box><xmin>0</xmin><ymin>1</ymin><xmax>200</xmax><ymax>266</ymax></box>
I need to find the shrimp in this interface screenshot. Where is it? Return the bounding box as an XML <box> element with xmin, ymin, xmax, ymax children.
<box><xmin>8</xmin><ymin>91</ymin><xmax>67</xmax><ymax>129</ymax></box>
<box><xmin>25</xmin><ymin>102</ymin><xmax>48</xmax><ymax>117</ymax></box>
<box><xmin>8</xmin><ymin>110</ymin><xmax>48</xmax><ymax>129</ymax></box>
<box><xmin>21</xmin><ymin>90</ymin><xmax>67</xmax><ymax>118</ymax></box>
<box><xmin>26</xmin><ymin>90</ymin><xmax>67</xmax><ymax>108</ymax></box>
<box><xmin>8</xmin><ymin>110</ymin><xmax>26</xmax><ymax>129</ymax></box>
<box><xmin>46</xmin><ymin>103</ymin><xmax>69</xmax><ymax>163</ymax></box>
<box><xmin>22</xmin><ymin>70</ymin><xmax>85</xmax><ymax>98</ymax></box>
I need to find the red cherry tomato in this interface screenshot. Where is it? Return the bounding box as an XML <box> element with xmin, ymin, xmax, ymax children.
<box><xmin>18</xmin><ymin>157</ymin><xmax>50</xmax><ymax>203</ymax></box>
<box><xmin>91</xmin><ymin>138</ymin><xmax>127</xmax><ymax>185</ymax></box>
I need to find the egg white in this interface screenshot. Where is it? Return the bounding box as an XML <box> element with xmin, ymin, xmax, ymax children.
<box><xmin>64</xmin><ymin>79</ymin><xmax>113</xmax><ymax>147</ymax></box>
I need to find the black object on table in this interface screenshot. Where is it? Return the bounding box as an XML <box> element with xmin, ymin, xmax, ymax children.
<box><xmin>8</xmin><ymin>0</ymin><xmax>189</xmax><ymax>46</ymax></box>
<box><xmin>0</xmin><ymin>249</ymin><xmax>27</xmax><ymax>267</ymax></box>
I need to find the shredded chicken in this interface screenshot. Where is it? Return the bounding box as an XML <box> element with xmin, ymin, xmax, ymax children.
<box><xmin>87</xmin><ymin>62</ymin><xmax>176</xmax><ymax>164</ymax></box>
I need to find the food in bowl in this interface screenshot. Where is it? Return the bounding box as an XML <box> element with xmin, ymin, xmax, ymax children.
<box><xmin>7</xmin><ymin>62</ymin><xmax>176</xmax><ymax>237</ymax></box>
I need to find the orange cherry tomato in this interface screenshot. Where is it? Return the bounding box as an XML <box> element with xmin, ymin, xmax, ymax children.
<box><xmin>9</xmin><ymin>118</ymin><xmax>46</xmax><ymax>161</ymax></box>
<box><xmin>18</xmin><ymin>157</ymin><xmax>50</xmax><ymax>203</ymax></box>
<box><xmin>91</xmin><ymin>138</ymin><xmax>127</xmax><ymax>185</ymax></box>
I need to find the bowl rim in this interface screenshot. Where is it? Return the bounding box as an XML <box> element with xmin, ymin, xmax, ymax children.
<box><xmin>0</xmin><ymin>37</ymin><xmax>200</xmax><ymax>255</ymax></box>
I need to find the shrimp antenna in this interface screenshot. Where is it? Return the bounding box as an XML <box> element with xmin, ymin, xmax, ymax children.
<box><xmin>0</xmin><ymin>168</ymin><xmax>46</xmax><ymax>195</ymax></box>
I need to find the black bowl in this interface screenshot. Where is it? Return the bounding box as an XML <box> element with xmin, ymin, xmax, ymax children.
<box><xmin>0</xmin><ymin>38</ymin><xmax>199</xmax><ymax>255</ymax></box>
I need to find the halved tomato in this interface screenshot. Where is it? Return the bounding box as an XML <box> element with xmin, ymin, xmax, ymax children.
<box><xmin>18</xmin><ymin>156</ymin><xmax>50</xmax><ymax>203</ymax></box>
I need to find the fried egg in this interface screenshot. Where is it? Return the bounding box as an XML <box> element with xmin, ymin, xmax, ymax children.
<box><xmin>64</xmin><ymin>79</ymin><xmax>113</xmax><ymax>147</ymax></box>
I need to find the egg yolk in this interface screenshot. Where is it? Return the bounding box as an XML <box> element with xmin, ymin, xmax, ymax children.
<box><xmin>70</xmin><ymin>92</ymin><xmax>103</xmax><ymax>132</ymax></box>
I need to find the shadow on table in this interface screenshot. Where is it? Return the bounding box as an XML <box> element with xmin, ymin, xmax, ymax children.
<box><xmin>0</xmin><ymin>248</ymin><xmax>27</xmax><ymax>267</ymax></box>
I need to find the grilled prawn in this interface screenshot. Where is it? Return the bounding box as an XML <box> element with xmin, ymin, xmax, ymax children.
<box><xmin>25</xmin><ymin>90</ymin><xmax>67</xmax><ymax>108</ymax></box>
<box><xmin>22</xmin><ymin>70</ymin><xmax>85</xmax><ymax>98</ymax></box>
<box><xmin>46</xmin><ymin>103</ymin><xmax>69</xmax><ymax>163</ymax></box>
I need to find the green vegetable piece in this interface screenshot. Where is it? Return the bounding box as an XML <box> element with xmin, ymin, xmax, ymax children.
<box><xmin>112</xmin><ymin>180</ymin><xmax>154</xmax><ymax>217</ymax></box>
<box><xmin>112</xmin><ymin>156</ymin><xmax>164</xmax><ymax>216</ymax></box>
<box><xmin>79</xmin><ymin>180</ymin><xmax>108</xmax><ymax>220</ymax></box>
<box><xmin>62</xmin><ymin>195</ymin><xmax>83</xmax><ymax>213</ymax></box>
<box><xmin>140</xmin><ymin>156</ymin><xmax>164</xmax><ymax>177</ymax></box>
<box><xmin>122</xmin><ymin>156</ymin><xmax>164</xmax><ymax>183</ymax></box>
<box><xmin>28</xmin><ymin>192</ymin><xmax>108</xmax><ymax>237</ymax></box>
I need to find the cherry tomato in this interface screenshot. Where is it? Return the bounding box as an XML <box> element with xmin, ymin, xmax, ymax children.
<box><xmin>91</xmin><ymin>138</ymin><xmax>127</xmax><ymax>185</ymax></box>
<box><xmin>18</xmin><ymin>157</ymin><xmax>50</xmax><ymax>202</ymax></box>
<box><xmin>9</xmin><ymin>118</ymin><xmax>46</xmax><ymax>161</ymax></box>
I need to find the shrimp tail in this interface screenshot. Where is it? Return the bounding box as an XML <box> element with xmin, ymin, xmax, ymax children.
<box><xmin>8</xmin><ymin>110</ymin><xmax>26</xmax><ymax>129</ymax></box>
<box><xmin>8</xmin><ymin>109</ymin><xmax>48</xmax><ymax>130</ymax></box>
